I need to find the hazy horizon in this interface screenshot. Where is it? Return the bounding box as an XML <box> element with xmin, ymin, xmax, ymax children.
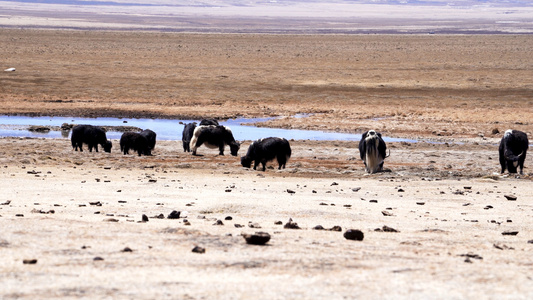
<box><xmin>1</xmin><ymin>0</ymin><xmax>532</xmax><ymax>33</ymax></box>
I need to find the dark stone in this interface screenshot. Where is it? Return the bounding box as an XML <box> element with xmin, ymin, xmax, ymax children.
<box><xmin>274</xmin><ymin>221</ymin><xmax>283</xmax><ymax>225</ymax></box>
<box><xmin>242</xmin><ymin>232</ymin><xmax>271</xmax><ymax>245</ymax></box>
<box><xmin>381</xmin><ymin>210</ymin><xmax>394</xmax><ymax>216</ymax></box>
<box><xmin>484</xmin><ymin>205</ymin><xmax>493</xmax><ymax>210</ymax></box>
<box><xmin>329</xmin><ymin>226</ymin><xmax>342</xmax><ymax>232</ymax></box>
<box><xmin>225</xmin><ymin>216</ymin><xmax>233</xmax><ymax>220</ymax></box>
<box><xmin>234</xmin><ymin>224</ymin><xmax>244</xmax><ymax>228</ymax></box>
<box><xmin>344</xmin><ymin>229</ymin><xmax>364</xmax><ymax>241</ymax></box>
<box><xmin>504</xmin><ymin>195</ymin><xmax>517</xmax><ymax>201</ymax></box>
<box><xmin>192</xmin><ymin>246</ymin><xmax>206</xmax><ymax>254</ymax></box>
<box><xmin>375</xmin><ymin>225</ymin><xmax>399</xmax><ymax>232</ymax></box>
<box><xmin>142</xmin><ymin>214</ymin><xmax>149</xmax><ymax>222</ymax></box>
<box><xmin>286</xmin><ymin>189</ymin><xmax>296</xmax><ymax>194</ymax></box>
<box><xmin>313</xmin><ymin>225</ymin><xmax>325</xmax><ymax>230</ymax></box>
<box><xmin>122</xmin><ymin>247</ymin><xmax>133</xmax><ymax>252</ymax></box>
<box><xmin>502</xmin><ymin>231</ymin><xmax>519</xmax><ymax>236</ymax></box>
<box><xmin>22</xmin><ymin>259</ymin><xmax>37</xmax><ymax>264</ymax></box>
<box><xmin>284</xmin><ymin>218</ymin><xmax>301</xmax><ymax>229</ymax></box>
<box><xmin>93</xmin><ymin>257</ymin><xmax>104</xmax><ymax>261</ymax></box>
<box><xmin>167</xmin><ymin>210</ymin><xmax>181</xmax><ymax>219</ymax></box>
<box><xmin>213</xmin><ymin>219</ymin><xmax>224</xmax><ymax>226</ymax></box>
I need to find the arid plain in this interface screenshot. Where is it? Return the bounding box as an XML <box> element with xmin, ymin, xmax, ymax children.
<box><xmin>1</xmin><ymin>30</ymin><xmax>533</xmax><ymax>299</ymax></box>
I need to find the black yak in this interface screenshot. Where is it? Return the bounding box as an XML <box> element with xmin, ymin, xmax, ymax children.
<box><xmin>182</xmin><ymin>122</ymin><xmax>197</xmax><ymax>152</ymax></box>
<box><xmin>71</xmin><ymin>124</ymin><xmax>112</xmax><ymax>153</ymax></box>
<box><xmin>241</xmin><ymin>137</ymin><xmax>291</xmax><ymax>171</ymax></box>
<box><xmin>120</xmin><ymin>132</ymin><xmax>152</xmax><ymax>156</ymax></box>
<box><xmin>140</xmin><ymin>129</ymin><xmax>157</xmax><ymax>150</ymax></box>
<box><xmin>499</xmin><ymin>129</ymin><xmax>528</xmax><ymax>175</ymax></box>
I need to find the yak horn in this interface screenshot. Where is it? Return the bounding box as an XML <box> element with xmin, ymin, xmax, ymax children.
<box><xmin>385</xmin><ymin>149</ymin><xmax>391</xmax><ymax>158</ymax></box>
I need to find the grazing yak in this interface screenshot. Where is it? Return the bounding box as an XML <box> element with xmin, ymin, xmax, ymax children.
<box><xmin>140</xmin><ymin>129</ymin><xmax>157</xmax><ymax>150</ymax></box>
<box><xmin>71</xmin><ymin>124</ymin><xmax>112</xmax><ymax>153</ymax></box>
<box><xmin>358</xmin><ymin>130</ymin><xmax>388</xmax><ymax>174</ymax></box>
<box><xmin>182</xmin><ymin>122</ymin><xmax>197</xmax><ymax>152</ymax></box>
<box><xmin>189</xmin><ymin>125</ymin><xmax>240</xmax><ymax>156</ymax></box>
<box><xmin>120</xmin><ymin>132</ymin><xmax>152</xmax><ymax>156</ymax></box>
<box><xmin>499</xmin><ymin>129</ymin><xmax>528</xmax><ymax>175</ymax></box>
<box><xmin>241</xmin><ymin>137</ymin><xmax>291</xmax><ymax>171</ymax></box>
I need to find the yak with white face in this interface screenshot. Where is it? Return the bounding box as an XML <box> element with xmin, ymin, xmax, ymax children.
<box><xmin>499</xmin><ymin>129</ymin><xmax>528</xmax><ymax>175</ymax></box>
<box><xmin>358</xmin><ymin>130</ymin><xmax>387</xmax><ymax>174</ymax></box>
<box><xmin>189</xmin><ymin>125</ymin><xmax>240</xmax><ymax>156</ymax></box>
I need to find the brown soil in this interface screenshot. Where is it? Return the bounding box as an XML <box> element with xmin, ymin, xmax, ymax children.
<box><xmin>1</xmin><ymin>29</ymin><xmax>533</xmax><ymax>299</ymax></box>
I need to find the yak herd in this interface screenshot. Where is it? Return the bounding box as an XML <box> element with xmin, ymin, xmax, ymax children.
<box><xmin>70</xmin><ymin>121</ymin><xmax>529</xmax><ymax>174</ymax></box>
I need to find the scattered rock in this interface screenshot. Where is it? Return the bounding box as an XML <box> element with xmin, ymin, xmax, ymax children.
<box><xmin>0</xmin><ymin>200</ymin><xmax>11</xmax><ymax>205</ymax></box>
<box><xmin>416</xmin><ymin>202</ymin><xmax>425</xmax><ymax>205</ymax></box>
<box><xmin>352</xmin><ymin>187</ymin><xmax>361</xmax><ymax>192</ymax></box>
<box><xmin>234</xmin><ymin>224</ymin><xmax>244</xmax><ymax>228</ymax></box>
<box><xmin>22</xmin><ymin>259</ymin><xmax>37</xmax><ymax>264</ymax></box>
<box><xmin>493</xmin><ymin>243</ymin><xmax>514</xmax><ymax>250</ymax></box>
<box><xmin>213</xmin><ymin>219</ymin><xmax>224</xmax><ymax>226</ymax></box>
<box><xmin>459</xmin><ymin>253</ymin><xmax>483</xmax><ymax>262</ymax></box>
<box><xmin>484</xmin><ymin>205</ymin><xmax>493</xmax><ymax>210</ymax></box>
<box><xmin>248</xmin><ymin>222</ymin><xmax>261</xmax><ymax>228</ymax></box>
<box><xmin>142</xmin><ymin>214</ymin><xmax>149</xmax><ymax>222</ymax></box>
<box><xmin>225</xmin><ymin>216</ymin><xmax>233</xmax><ymax>220</ymax></box>
<box><xmin>343</xmin><ymin>229</ymin><xmax>364</xmax><ymax>241</ymax></box>
<box><xmin>502</xmin><ymin>230</ymin><xmax>519</xmax><ymax>236</ymax></box>
<box><xmin>286</xmin><ymin>189</ymin><xmax>295</xmax><ymax>194</ymax></box>
<box><xmin>242</xmin><ymin>232</ymin><xmax>271</xmax><ymax>245</ymax></box>
<box><xmin>93</xmin><ymin>257</ymin><xmax>104</xmax><ymax>261</ymax></box>
<box><xmin>104</xmin><ymin>218</ymin><xmax>119</xmax><ymax>222</ymax></box>
<box><xmin>381</xmin><ymin>210</ymin><xmax>394</xmax><ymax>216</ymax></box>
<box><xmin>89</xmin><ymin>201</ymin><xmax>102</xmax><ymax>206</ymax></box>
<box><xmin>375</xmin><ymin>225</ymin><xmax>399</xmax><ymax>232</ymax></box>
<box><xmin>284</xmin><ymin>218</ymin><xmax>301</xmax><ymax>229</ymax></box>
<box><xmin>313</xmin><ymin>225</ymin><xmax>325</xmax><ymax>230</ymax></box>
<box><xmin>122</xmin><ymin>247</ymin><xmax>133</xmax><ymax>252</ymax></box>
<box><xmin>274</xmin><ymin>221</ymin><xmax>283</xmax><ymax>225</ymax></box>
<box><xmin>528</xmin><ymin>240</ymin><xmax>533</xmax><ymax>244</ymax></box>
<box><xmin>192</xmin><ymin>246</ymin><xmax>206</xmax><ymax>253</ymax></box>
<box><xmin>167</xmin><ymin>210</ymin><xmax>181</xmax><ymax>219</ymax></box>
<box><xmin>504</xmin><ymin>195</ymin><xmax>517</xmax><ymax>201</ymax></box>
<box><xmin>329</xmin><ymin>226</ymin><xmax>342</xmax><ymax>232</ymax></box>
<box><xmin>369</xmin><ymin>200</ymin><xmax>378</xmax><ymax>203</ymax></box>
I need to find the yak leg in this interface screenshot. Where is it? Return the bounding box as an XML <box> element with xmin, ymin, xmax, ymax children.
<box><xmin>218</xmin><ymin>144</ymin><xmax>225</xmax><ymax>156</ymax></box>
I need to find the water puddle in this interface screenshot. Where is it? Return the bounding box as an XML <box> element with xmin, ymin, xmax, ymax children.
<box><xmin>0</xmin><ymin>115</ymin><xmax>418</xmax><ymax>143</ymax></box>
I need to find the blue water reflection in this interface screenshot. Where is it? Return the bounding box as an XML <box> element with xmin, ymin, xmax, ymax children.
<box><xmin>0</xmin><ymin>115</ymin><xmax>417</xmax><ymax>143</ymax></box>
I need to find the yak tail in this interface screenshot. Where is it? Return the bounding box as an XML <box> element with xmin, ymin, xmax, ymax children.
<box><xmin>385</xmin><ymin>149</ymin><xmax>391</xmax><ymax>158</ymax></box>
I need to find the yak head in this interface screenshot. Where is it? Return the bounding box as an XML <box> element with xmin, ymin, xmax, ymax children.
<box><xmin>229</xmin><ymin>141</ymin><xmax>240</xmax><ymax>157</ymax></box>
<box><xmin>103</xmin><ymin>140</ymin><xmax>113</xmax><ymax>153</ymax></box>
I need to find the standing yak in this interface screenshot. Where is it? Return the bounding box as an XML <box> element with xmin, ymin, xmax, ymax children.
<box><xmin>71</xmin><ymin>124</ymin><xmax>112</xmax><ymax>153</ymax></box>
<box><xmin>189</xmin><ymin>125</ymin><xmax>240</xmax><ymax>156</ymax></box>
<box><xmin>241</xmin><ymin>137</ymin><xmax>291</xmax><ymax>171</ymax></box>
<box><xmin>140</xmin><ymin>129</ymin><xmax>157</xmax><ymax>151</ymax></box>
<box><xmin>182</xmin><ymin>122</ymin><xmax>197</xmax><ymax>152</ymax></box>
<box><xmin>358</xmin><ymin>130</ymin><xmax>388</xmax><ymax>174</ymax></box>
<box><xmin>499</xmin><ymin>129</ymin><xmax>528</xmax><ymax>175</ymax></box>
<box><xmin>120</xmin><ymin>132</ymin><xmax>152</xmax><ymax>156</ymax></box>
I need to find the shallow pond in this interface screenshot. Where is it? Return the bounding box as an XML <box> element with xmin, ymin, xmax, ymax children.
<box><xmin>0</xmin><ymin>115</ymin><xmax>418</xmax><ymax>143</ymax></box>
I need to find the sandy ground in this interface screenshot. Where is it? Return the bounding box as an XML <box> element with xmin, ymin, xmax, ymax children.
<box><xmin>1</xmin><ymin>29</ymin><xmax>533</xmax><ymax>299</ymax></box>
